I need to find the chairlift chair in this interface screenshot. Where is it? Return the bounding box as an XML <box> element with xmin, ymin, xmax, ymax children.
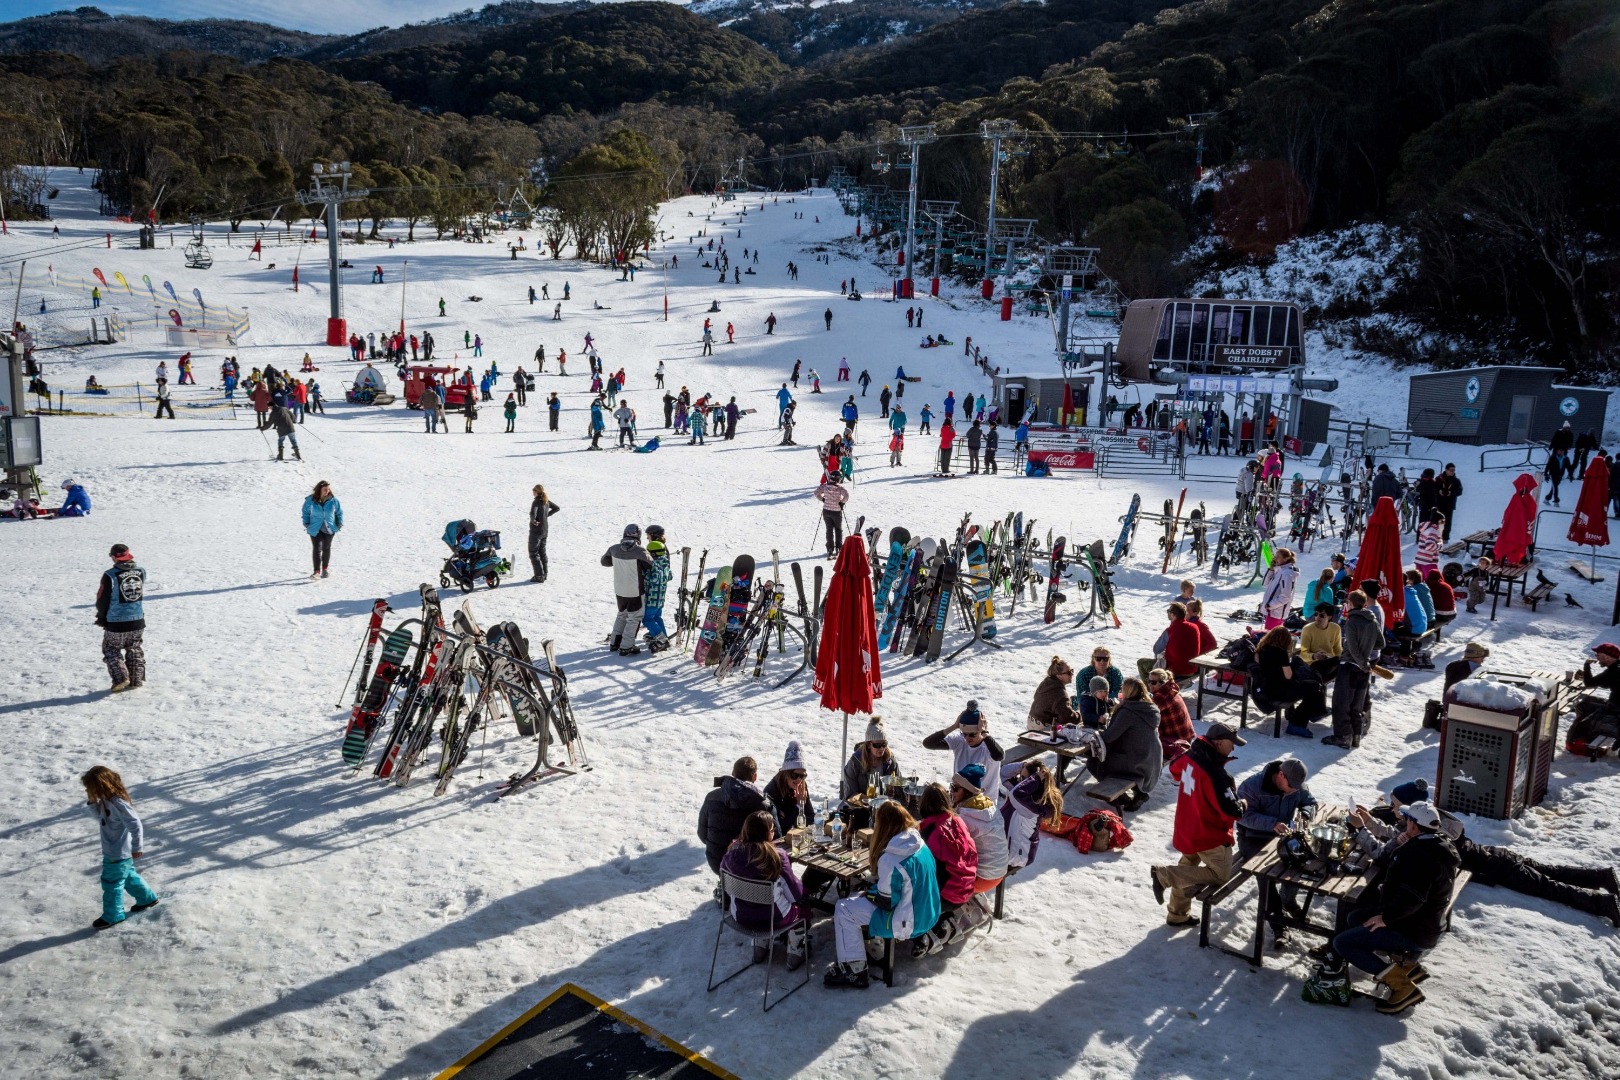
<box><xmin>184</xmin><ymin>236</ymin><xmax>213</xmax><ymax>270</ymax></box>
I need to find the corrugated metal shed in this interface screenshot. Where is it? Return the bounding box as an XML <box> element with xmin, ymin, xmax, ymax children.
<box><xmin>988</xmin><ymin>372</ymin><xmax>1101</xmax><ymax>425</ymax></box>
<box><xmin>1408</xmin><ymin>367</ymin><xmax>1610</xmax><ymax>445</ymax></box>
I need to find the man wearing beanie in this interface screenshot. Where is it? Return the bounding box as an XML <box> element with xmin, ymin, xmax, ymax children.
<box><xmin>1330</xmin><ymin>801</ymin><xmax>1460</xmax><ymax>1013</ymax></box>
<box><xmin>923</xmin><ymin>701</ymin><xmax>1004</xmax><ymax>802</ymax></box>
<box><xmin>1150</xmin><ymin>723</ymin><xmax>1246</xmax><ymax>927</ymax></box>
<box><xmin>1235</xmin><ymin>758</ymin><xmax>1317</xmax><ymax>944</ymax></box>
<box><xmin>95</xmin><ymin>544</ymin><xmax>147</xmax><ymax>691</ymax></box>
<box><xmin>600</xmin><ymin>524</ymin><xmax>652</xmax><ymax>655</ymax></box>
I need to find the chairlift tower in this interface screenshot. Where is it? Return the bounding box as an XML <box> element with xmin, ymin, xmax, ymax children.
<box><xmin>298</xmin><ymin>162</ymin><xmax>370</xmax><ymax>347</ymax></box>
<box><xmin>897</xmin><ymin>124</ymin><xmax>936</xmax><ymax>298</ymax></box>
<box><xmin>1187</xmin><ymin>112</ymin><xmax>1218</xmax><ymax>179</ymax></box>
<box><xmin>979</xmin><ymin>120</ymin><xmax>1022</xmax><ymax>294</ymax></box>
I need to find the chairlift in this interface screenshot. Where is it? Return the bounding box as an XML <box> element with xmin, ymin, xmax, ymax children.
<box><xmin>184</xmin><ymin>219</ymin><xmax>213</xmax><ymax>270</ymax></box>
<box><xmin>872</xmin><ymin>154</ymin><xmax>892</xmax><ymax>175</ymax></box>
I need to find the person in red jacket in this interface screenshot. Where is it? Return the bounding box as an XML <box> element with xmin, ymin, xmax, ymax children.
<box><xmin>1161</xmin><ymin>602</ymin><xmax>1203</xmax><ymax>678</ymax></box>
<box><xmin>1185</xmin><ymin>599</ymin><xmax>1219</xmax><ymax>655</ymax></box>
<box><xmin>913</xmin><ymin>776</ymin><xmax>979</xmax><ymax>956</ymax></box>
<box><xmin>1149</xmin><ymin>723</ymin><xmax>1247</xmax><ymax>927</ymax></box>
<box><xmin>937</xmin><ymin>419</ymin><xmax>957</xmax><ymax>475</ymax></box>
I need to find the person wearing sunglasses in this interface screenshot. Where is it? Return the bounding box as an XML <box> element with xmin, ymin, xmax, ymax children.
<box><xmin>1075</xmin><ymin>649</ymin><xmax>1122</xmax><ymax>708</ymax></box>
<box><xmin>764</xmin><ymin>741</ymin><xmax>817</xmax><ymax>836</ymax></box>
<box><xmin>922</xmin><ymin>701</ymin><xmax>1004</xmax><ymax>802</ymax></box>
<box><xmin>840</xmin><ymin>718</ymin><xmax>902</xmax><ymax>801</ymax></box>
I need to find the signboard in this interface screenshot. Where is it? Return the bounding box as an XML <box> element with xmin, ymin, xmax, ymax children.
<box><xmin>1026</xmin><ymin>432</ymin><xmax>1095</xmax><ymax>471</ymax></box>
<box><xmin>1212</xmin><ymin>343</ymin><xmax>1291</xmax><ymax>369</ymax></box>
<box><xmin>1</xmin><ymin>416</ymin><xmax>42</xmax><ymax>468</ymax></box>
<box><xmin>1186</xmin><ymin>374</ymin><xmax>1294</xmax><ymax>395</ymax></box>
<box><xmin>1560</xmin><ymin>396</ymin><xmax>1580</xmax><ymax>417</ymax></box>
<box><xmin>1464</xmin><ymin>376</ymin><xmax>1481</xmax><ymax>403</ymax></box>
<box><xmin>1459</xmin><ymin>407</ymin><xmax>1480</xmax><ymax>420</ymax></box>
<box><xmin>1283</xmin><ymin>435</ymin><xmax>1303</xmax><ymax>455</ymax></box>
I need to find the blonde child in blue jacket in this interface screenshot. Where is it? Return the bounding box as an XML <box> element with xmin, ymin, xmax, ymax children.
<box><xmin>84</xmin><ymin>765</ymin><xmax>160</xmax><ymax>929</ymax></box>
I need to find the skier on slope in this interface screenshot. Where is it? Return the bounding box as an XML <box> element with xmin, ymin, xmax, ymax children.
<box><xmin>601</xmin><ymin>525</ymin><xmax>653</xmax><ymax>656</ymax></box>
<box><xmin>588</xmin><ymin>399</ymin><xmax>605</xmax><ymax>450</ymax></box>
<box><xmin>815</xmin><ymin>475</ymin><xmax>850</xmax><ymax>557</ymax></box>
<box><xmin>643</xmin><ymin>526</ymin><xmax>673</xmax><ymax>652</ymax></box>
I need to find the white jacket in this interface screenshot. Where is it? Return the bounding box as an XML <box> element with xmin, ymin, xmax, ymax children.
<box><xmin>1262</xmin><ymin>563</ymin><xmax>1298</xmax><ymax>619</ymax></box>
<box><xmin>957</xmin><ymin>797</ymin><xmax>1009</xmax><ymax>882</ymax></box>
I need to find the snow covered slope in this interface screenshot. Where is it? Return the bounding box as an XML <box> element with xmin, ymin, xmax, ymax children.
<box><xmin>1</xmin><ymin>170</ymin><xmax>1617</xmax><ymax>1079</ymax></box>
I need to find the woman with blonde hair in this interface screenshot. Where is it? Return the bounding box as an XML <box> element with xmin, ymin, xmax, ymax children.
<box><xmin>528</xmin><ymin>483</ymin><xmax>561</xmax><ymax>582</ymax></box>
<box><xmin>825</xmin><ymin>801</ymin><xmax>941</xmax><ymax>989</ymax></box>
<box><xmin>1261</xmin><ymin>547</ymin><xmax>1299</xmax><ymax>630</ymax></box>
<box><xmin>82</xmin><ymin>765</ymin><xmax>160</xmax><ymax>929</ymax></box>
<box><xmin>1000</xmin><ymin>761</ymin><xmax>1064</xmax><ymax>873</ymax></box>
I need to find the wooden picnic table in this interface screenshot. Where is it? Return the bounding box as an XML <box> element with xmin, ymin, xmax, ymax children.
<box><xmin>1190</xmin><ymin>652</ymin><xmax>1252</xmax><ymax>730</ymax></box>
<box><xmin>1458</xmin><ymin>528</ymin><xmax>1499</xmax><ymax>558</ymax></box>
<box><xmin>792</xmin><ymin>839</ymin><xmax>870</xmax><ymax>901</ymax></box>
<box><xmin>1199</xmin><ymin>804</ymin><xmax>1377</xmax><ymax>967</ymax></box>
<box><xmin>1017</xmin><ymin>729</ymin><xmax>1091</xmax><ymax>764</ymax></box>
<box><xmin>1486</xmin><ymin>560</ymin><xmax>1532</xmax><ymax>620</ymax></box>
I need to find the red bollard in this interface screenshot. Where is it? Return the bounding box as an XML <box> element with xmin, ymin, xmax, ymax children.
<box><xmin>980</xmin><ymin>279</ymin><xmax>994</xmax><ymax>300</ymax></box>
<box><xmin>1000</xmin><ymin>296</ymin><xmax>1013</xmax><ymax>321</ymax></box>
<box><xmin>930</xmin><ymin>276</ymin><xmax>940</xmax><ymax>296</ymax></box>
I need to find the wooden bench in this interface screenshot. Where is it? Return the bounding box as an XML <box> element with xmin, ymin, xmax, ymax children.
<box><xmin>1523</xmin><ymin>581</ymin><xmax>1555</xmax><ymax>611</ymax></box>
<box><xmin>1085</xmin><ymin>775</ymin><xmax>1137</xmax><ymax>806</ymax></box>
<box><xmin>1439</xmin><ymin>540</ymin><xmax>1469</xmax><ymax>558</ymax></box>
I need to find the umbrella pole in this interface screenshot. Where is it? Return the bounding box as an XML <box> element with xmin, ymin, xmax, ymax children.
<box><xmin>842</xmin><ymin>712</ymin><xmax>851</xmax><ymax>778</ymax></box>
<box><xmin>1588</xmin><ymin>544</ymin><xmax>1605</xmax><ymax>583</ymax></box>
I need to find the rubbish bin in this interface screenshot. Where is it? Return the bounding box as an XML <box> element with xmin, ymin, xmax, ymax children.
<box><xmin>1438</xmin><ymin>675</ymin><xmax>1560</xmax><ymax>818</ymax></box>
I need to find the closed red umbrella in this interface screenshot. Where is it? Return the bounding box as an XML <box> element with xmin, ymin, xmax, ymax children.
<box><xmin>1350</xmin><ymin>495</ymin><xmax>1405</xmax><ymax>628</ymax></box>
<box><xmin>1492</xmin><ymin>472</ymin><xmax>1539</xmax><ymax>565</ymax></box>
<box><xmin>813</xmin><ymin>533</ymin><xmax>882</xmax><ymax>765</ymax></box>
<box><xmin>1569</xmin><ymin>456</ymin><xmax>1611</xmax><ymax>548</ymax></box>
<box><xmin>1061</xmin><ymin>383</ymin><xmax>1074</xmax><ymax>430</ymax></box>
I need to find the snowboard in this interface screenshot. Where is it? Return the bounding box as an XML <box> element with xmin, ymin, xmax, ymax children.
<box><xmin>880</xmin><ymin>542</ymin><xmax>923</xmax><ymax>652</ymax></box>
<box><xmin>719</xmin><ymin>554</ymin><xmax>756</xmax><ymax>660</ymax></box>
<box><xmin>1188</xmin><ymin>504</ymin><xmax>1208</xmax><ymax>565</ymax></box>
<box><xmin>924</xmin><ymin>542</ymin><xmax>961</xmax><ymax>662</ymax></box>
<box><xmin>341</xmin><ymin>625</ymin><xmax>414</xmax><ymax>766</ymax></box>
<box><xmin>966</xmin><ymin>535</ymin><xmax>996</xmax><ymax>640</ymax></box>
<box><xmin>1110</xmin><ymin>495</ymin><xmax>1140</xmax><ymax>565</ymax></box>
<box><xmin>873</xmin><ymin>527</ymin><xmax>912</xmax><ymax>622</ymax></box>
<box><xmin>375</xmin><ymin>587</ymin><xmax>445</xmax><ymax>779</ymax></box>
<box><xmin>692</xmin><ymin>566</ymin><xmax>734</xmax><ymax>666</ymax></box>
<box><xmin>905</xmin><ymin>538</ymin><xmax>944</xmax><ymax>656</ymax></box>
<box><xmin>487</xmin><ymin>621</ymin><xmax>543</xmax><ymax>737</ymax></box>
<box><xmin>1085</xmin><ymin>539</ymin><xmax>1121</xmax><ymax>628</ymax></box>
<box><xmin>1044</xmin><ymin>537</ymin><xmax>1067</xmax><ymax>624</ymax></box>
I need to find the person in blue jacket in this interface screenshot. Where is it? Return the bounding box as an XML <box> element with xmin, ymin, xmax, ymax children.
<box><xmin>840</xmin><ymin>396</ymin><xmax>859</xmax><ymax>435</ymax></box>
<box><xmin>588</xmin><ymin>398</ymin><xmax>605</xmax><ymax>450</ymax></box>
<box><xmin>58</xmin><ymin>478</ymin><xmax>91</xmax><ymax>517</ymax></box>
<box><xmin>302</xmin><ymin>480</ymin><xmax>343</xmax><ymax>579</ymax></box>
<box><xmin>95</xmin><ymin>543</ymin><xmax>146</xmax><ymax>690</ymax></box>
<box><xmin>1015</xmin><ymin>420</ymin><xmax>1030</xmax><ymax>455</ymax></box>
<box><xmin>776</xmin><ymin>384</ymin><xmax>794</xmax><ymax>428</ymax></box>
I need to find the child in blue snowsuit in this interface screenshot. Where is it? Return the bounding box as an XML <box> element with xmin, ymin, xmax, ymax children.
<box><xmin>83</xmin><ymin>765</ymin><xmax>159</xmax><ymax>929</ymax></box>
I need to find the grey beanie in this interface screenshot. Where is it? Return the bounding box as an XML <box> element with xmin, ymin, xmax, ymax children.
<box><xmin>1278</xmin><ymin>759</ymin><xmax>1309</xmax><ymax>788</ymax></box>
<box><xmin>1089</xmin><ymin>676</ymin><xmax>1110</xmax><ymax>694</ymax></box>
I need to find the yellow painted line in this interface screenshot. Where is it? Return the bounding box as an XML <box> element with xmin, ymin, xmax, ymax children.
<box><xmin>434</xmin><ymin>982</ymin><xmax>739</xmax><ymax>1080</ymax></box>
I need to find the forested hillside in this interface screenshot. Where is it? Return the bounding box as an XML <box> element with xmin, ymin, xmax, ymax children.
<box><xmin>0</xmin><ymin>0</ymin><xmax>1613</xmax><ymax>369</ymax></box>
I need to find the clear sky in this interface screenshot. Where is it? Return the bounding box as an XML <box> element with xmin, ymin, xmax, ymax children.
<box><xmin>1</xmin><ymin>2</ymin><xmax>599</xmax><ymax>36</ymax></box>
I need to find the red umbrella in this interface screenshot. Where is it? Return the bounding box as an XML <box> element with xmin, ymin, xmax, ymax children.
<box><xmin>1061</xmin><ymin>383</ymin><xmax>1074</xmax><ymax>430</ymax></box>
<box><xmin>1492</xmin><ymin>472</ymin><xmax>1539</xmax><ymax>565</ymax></box>
<box><xmin>1569</xmin><ymin>456</ymin><xmax>1611</xmax><ymax>548</ymax></box>
<box><xmin>813</xmin><ymin>533</ymin><xmax>882</xmax><ymax>765</ymax></box>
<box><xmin>1350</xmin><ymin>496</ymin><xmax>1405</xmax><ymax>629</ymax></box>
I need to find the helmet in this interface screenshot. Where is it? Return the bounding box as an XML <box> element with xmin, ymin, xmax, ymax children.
<box><xmin>61</xmin><ymin>479</ymin><xmax>75</xmax><ymax>490</ymax></box>
<box><xmin>645</xmin><ymin>525</ymin><xmax>665</xmax><ymax>540</ymax></box>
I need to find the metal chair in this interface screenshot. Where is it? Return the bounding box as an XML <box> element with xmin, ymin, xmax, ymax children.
<box><xmin>707</xmin><ymin>870</ymin><xmax>812</xmax><ymax>1011</ymax></box>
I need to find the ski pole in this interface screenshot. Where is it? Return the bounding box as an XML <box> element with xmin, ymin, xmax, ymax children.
<box><xmin>335</xmin><ymin>633</ymin><xmax>369</xmax><ymax>707</ymax></box>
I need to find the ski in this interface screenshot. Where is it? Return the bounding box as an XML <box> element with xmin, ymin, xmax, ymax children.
<box><xmin>924</xmin><ymin>540</ymin><xmax>962</xmax><ymax>662</ymax></box>
<box><xmin>1160</xmin><ymin>487</ymin><xmax>1188</xmax><ymax>574</ymax></box>
<box><xmin>342</xmin><ymin>598</ymin><xmax>392</xmax><ymax>707</ymax></box>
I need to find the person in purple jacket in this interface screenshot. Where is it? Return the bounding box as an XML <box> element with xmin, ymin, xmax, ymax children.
<box><xmin>719</xmin><ymin>811</ymin><xmax>809</xmax><ymax>970</ymax></box>
<box><xmin>999</xmin><ymin>760</ymin><xmax>1066</xmax><ymax>875</ymax></box>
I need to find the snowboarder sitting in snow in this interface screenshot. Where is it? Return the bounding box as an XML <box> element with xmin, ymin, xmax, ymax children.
<box><xmin>601</xmin><ymin>525</ymin><xmax>653</xmax><ymax>656</ymax></box>
<box><xmin>84</xmin><ymin>375</ymin><xmax>106</xmax><ymax>394</ymax></box>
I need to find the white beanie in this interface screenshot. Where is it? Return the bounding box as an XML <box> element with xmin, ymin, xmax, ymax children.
<box><xmin>864</xmin><ymin>719</ymin><xmax>885</xmax><ymax>744</ymax></box>
<box><xmin>782</xmin><ymin>740</ymin><xmax>807</xmax><ymax>773</ymax></box>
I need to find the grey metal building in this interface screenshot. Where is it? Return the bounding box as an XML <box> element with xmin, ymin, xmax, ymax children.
<box><xmin>1407</xmin><ymin>366</ymin><xmax>1611</xmax><ymax>445</ymax></box>
<box><xmin>987</xmin><ymin>371</ymin><xmax>1101</xmax><ymax>426</ymax></box>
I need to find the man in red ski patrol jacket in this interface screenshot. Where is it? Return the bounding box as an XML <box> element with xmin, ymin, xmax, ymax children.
<box><xmin>1149</xmin><ymin>722</ymin><xmax>1247</xmax><ymax>926</ymax></box>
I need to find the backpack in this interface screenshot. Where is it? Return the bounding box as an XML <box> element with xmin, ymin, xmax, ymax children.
<box><xmin>1217</xmin><ymin>633</ymin><xmax>1258</xmax><ymax>674</ymax></box>
<box><xmin>1301</xmin><ymin>959</ymin><xmax>1352</xmax><ymax>1006</ymax></box>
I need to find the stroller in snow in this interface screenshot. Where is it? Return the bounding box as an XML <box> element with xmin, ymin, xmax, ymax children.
<box><xmin>440</xmin><ymin>519</ymin><xmax>512</xmax><ymax>592</ymax></box>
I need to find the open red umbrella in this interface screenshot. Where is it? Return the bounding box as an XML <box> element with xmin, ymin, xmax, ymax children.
<box><xmin>1350</xmin><ymin>495</ymin><xmax>1406</xmax><ymax>628</ymax></box>
<box><xmin>1492</xmin><ymin>472</ymin><xmax>1539</xmax><ymax>565</ymax></box>
<box><xmin>813</xmin><ymin>533</ymin><xmax>882</xmax><ymax>766</ymax></box>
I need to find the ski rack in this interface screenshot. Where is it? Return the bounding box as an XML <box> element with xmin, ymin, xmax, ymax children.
<box><xmin>946</xmin><ymin>571</ymin><xmax>1003</xmax><ymax>661</ymax></box>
